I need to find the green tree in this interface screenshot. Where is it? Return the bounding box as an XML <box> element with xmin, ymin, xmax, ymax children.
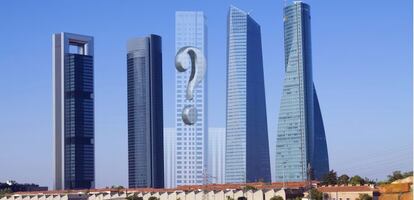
<box><xmin>387</xmin><ymin>171</ymin><xmax>413</xmax><ymax>183</ymax></box>
<box><xmin>269</xmin><ymin>196</ymin><xmax>283</xmax><ymax>200</ymax></box>
<box><xmin>387</xmin><ymin>171</ymin><xmax>404</xmax><ymax>183</ymax></box>
<box><xmin>307</xmin><ymin>188</ymin><xmax>323</xmax><ymax>200</ymax></box>
<box><xmin>148</xmin><ymin>197</ymin><xmax>159</xmax><ymax>200</ymax></box>
<box><xmin>242</xmin><ymin>185</ymin><xmax>257</xmax><ymax>191</ymax></box>
<box><xmin>0</xmin><ymin>188</ymin><xmax>13</xmax><ymax>198</ymax></box>
<box><xmin>403</xmin><ymin>171</ymin><xmax>413</xmax><ymax>177</ymax></box>
<box><xmin>321</xmin><ymin>170</ymin><xmax>337</xmax><ymax>185</ymax></box>
<box><xmin>337</xmin><ymin>174</ymin><xmax>350</xmax><ymax>185</ymax></box>
<box><xmin>349</xmin><ymin>175</ymin><xmax>365</xmax><ymax>185</ymax></box>
<box><xmin>111</xmin><ymin>185</ymin><xmax>124</xmax><ymax>189</ymax></box>
<box><xmin>356</xmin><ymin>194</ymin><xmax>372</xmax><ymax>200</ymax></box>
<box><xmin>126</xmin><ymin>194</ymin><xmax>143</xmax><ymax>200</ymax></box>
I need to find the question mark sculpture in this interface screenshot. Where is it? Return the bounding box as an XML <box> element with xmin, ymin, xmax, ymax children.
<box><xmin>175</xmin><ymin>46</ymin><xmax>206</xmax><ymax>125</ymax></box>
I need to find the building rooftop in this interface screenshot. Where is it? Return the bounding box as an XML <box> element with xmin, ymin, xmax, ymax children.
<box><xmin>8</xmin><ymin>181</ymin><xmax>315</xmax><ymax>196</ymax></box>
<box><xmin>317</xmin><ymin>185</ymin><xmax>378</xmax><ymax>193</ymax></box>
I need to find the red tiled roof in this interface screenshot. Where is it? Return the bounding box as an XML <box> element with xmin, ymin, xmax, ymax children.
<box><xmin>11</xmin><ymin>181</ymin><xmax>314</xmax><ymax>195</ymax></box>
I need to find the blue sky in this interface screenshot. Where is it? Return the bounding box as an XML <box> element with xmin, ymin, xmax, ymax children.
<box><xmin>0</xmin><ymin>0</ymin><xmax>412</xmax><ymax>188</ymax></box>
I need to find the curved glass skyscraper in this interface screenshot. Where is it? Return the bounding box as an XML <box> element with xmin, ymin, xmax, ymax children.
<box><xmin>275</xmin><ymin>2</ymin><xmax>329</xmax><ymax>182</ymax></box>
<box><xmin>225</xmin><ymin>6</ymin><xmax>271</xmax><ymax>183</ymax></box>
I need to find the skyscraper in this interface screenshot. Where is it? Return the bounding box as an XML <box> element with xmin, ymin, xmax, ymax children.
<box><xmin>275</xmin><ymin>1</ymin><xmax>329</xmax><ymax>182</ymax></box>
<box><xmin>175</xmin><ymin>11</ymin><xmax>208</xmax><ymax>186</ymax></box>
<box><xmin>208</xmin><ymin>128</ymin><xmax>225</xmax><ymax>184</ymax></box>
<box><xmin>163</xmin><ymin>128</ymin><xmax>176</xmax><ymax>188</ymax></box>
<box><xmin>225</xmin><ymin>6</ymin><xmax>271</xmax><ymax>183</ymax></box>
<box><xmin>53</xmin><ymin>32</ymin><xmax>95</xmax><ymax>190</ymax></box>
<box><xmin>127</xmin><ymin>35</ymin><xmax>164</xmax><ymax>188</ymax></box>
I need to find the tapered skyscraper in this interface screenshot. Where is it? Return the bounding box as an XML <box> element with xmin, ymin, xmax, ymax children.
<box><xmin>275</xmin><ymin>1</ymin><xmax>329</xmax><ymax>182</ymax></box>
<box><xmin>127</xmin><ymin>35</ymin><xmax>164</xmax><ymax>188</ymax></box>
<box><xmin>225</xmin><ymin>6</ymin><xmax>271</xmax><ymax>183</ymax></box>
<box><xmin>53</xmin><ymin>32</ymin><xmax>95</xmax><ymax>190</ymax></box>
<box><xmin>175</xmin><ymin>11</ymin><xmax>208</xmax><ymax>186</ymax></box>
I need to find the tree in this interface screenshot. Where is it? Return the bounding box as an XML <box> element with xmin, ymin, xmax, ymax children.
<box><xmin>403</xmin><ymin>171</ymin><xmax>413</xmax><ymax>178</ymax></box>
<box><xmin>356</xmin><ymin>194</ymin><xmax>372</xmax><ymax>200</ymax></box>
<box><xmin>148</xmin><ymin>197</ymin><xmax>159</xmax><ymax>200</ymax></box>
<box><xmin>226</xmin><ymin>196</ymin><xmax>234</xmax><ymax>200</ymax></box>
<box><xmin>387</xmin><ymin>171</ymin><xmax>413</xmax><ymax>183</ymax></box>
<box><xmin>337</xmin><ymin>174</ymin><xmax>350</xmax><ymax>185</ymax></box>
<box><xmin>349</xmin><ymin>175</ymin><xmax>365</xmax><ymax>185</ymax></box>
<box><xmin>269</xmin><ymin>196</ymin><xmax>283</xmax><ymax>200</ymax></box>
<box><xmin>321</xmin><ymin>170</ymin><xmax>337</xmax><ymax>185</ymax></box>
<box><xmin>0</xmin><ymin>188</ymin><xmax>13</xmax><ymax>198</ymax></box>
<box><xmin>242</xmin><ymin>185</ymin><xmax>257</xmax><ymax>191</ymax></box>
<box><xmin>126</xmin><ymin>194</ymin><xmax>143</xmax><ymax>200</ymax></box>
<box><xmin>307</xmin><ymin>188</ymin><xmax>323</xmax><ymax>200</ymax></box>
<box><xmin>387</xmin><ymin>171</ymin><xmax>404</xmax><ymax>183</ymax></box>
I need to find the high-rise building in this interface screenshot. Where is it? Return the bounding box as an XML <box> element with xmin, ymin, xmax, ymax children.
<box><xmin>225</xmin><ymin>6</ymin><xmax>271</xmax><ymax>183</ymax></box>
<box><xmin>127</xmin><ymin>35</ymin><xmax>164</xmax><ymax>188</ymax></box>
<box><xmin>208</xmin><ymin>128</ymin><xmax>225</xmax><ymax>184</ymax></box>
<box><xmin>53</xmin><ymin>32</ymin><xmax>95</xmax><ymax>190</ymax></box>
<box><xmin>275</xmin><ymin>1</ymin><xmax>329</xmax><ymax>182</ymax></box>
<box><xmin>163</xmin><ymin>128</ymin><xmax>176</xmax><ymax>188</ymax></box>
<box><xmin>175</xmin><ymin>11</ymin><xmax>208</xmax><ymax>186</ymax></box>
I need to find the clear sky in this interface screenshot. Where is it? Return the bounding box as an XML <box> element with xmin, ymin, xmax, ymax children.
<box><xmin>0</xmin><ymin>0</ymin><xmax>412</xmax><ymax>188</ymax></box>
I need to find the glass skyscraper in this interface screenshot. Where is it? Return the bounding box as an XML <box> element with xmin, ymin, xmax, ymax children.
<box><xmin>208</xmin><ymin>128</ymin><xmax>225</xmax><ymax>184</ymax></box>
<box><xmin>127</xmin><ymin>35</ymin><xmax>164</xmax><ymax>188</ymax></box>
<box><xmin>275</xmin><ymin>1</ymin><xmax>329</xmax><ymax>182</ymax></box>
<box><xmin>163</xmin><ymin>127</ymin><xmax>176</xmax><ymax>188</ymax></box>
<box><xmin>53</xmin><ymin>32</ymin><xmax>95</xmax><ymax>190</ymax></box>
<box><xmin>225</xmin><ymin>6</ymin><xmax>271</xmax><ymax>183</ymax></box>
<box><xmin>175</xmin><ymin>11</ymin><xmax>208</xmax><ymax>186</ymax></box>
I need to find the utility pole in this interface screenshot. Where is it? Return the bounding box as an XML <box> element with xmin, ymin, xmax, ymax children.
<box><xmin>202</xmin><ymin>167</ymin><xmax>216</xmax><ymax>200</ymax></box>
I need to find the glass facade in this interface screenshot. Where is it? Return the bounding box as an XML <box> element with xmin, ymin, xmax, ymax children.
<box><xmin>275</xmin><ymin>2</ymin><xmax>329</xmax><ymax>182</ymax></box>
<box><xmin>53</xmin><ymin>32</ymin><xmax>95</xmax><ymax>190</ymax></box>
<box><xmin>64</xmin><ymin>54</ymin><xmax>94</xmax><ymax>189</ymax></box>
<box><xmin>175</xmin><ymin>11</ymin><xmax>208</xmax><ymax>186</ymax></box>
<box><xmin>225</xmin><ymin>6</ymin><xmax>271</xmax><ymax>183</ymax></box>
<box><xmin>163</xmin><ymin>128</ymin><xmax>176</xmax><ymax>188</ymax></box>
<box><xmin>127</xmin><ymin>35</ymin><xmax>164</xmax><ymax>188</ymax></box>
<box><xmin>208</xmin><ymin>128</ymin><xmax>225</xmax><ymax>184</ymax></box>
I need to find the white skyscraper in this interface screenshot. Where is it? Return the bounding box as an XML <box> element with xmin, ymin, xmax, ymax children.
<box><xmin>208</xmin><ymin>128</ymin><xmax>225</xmax><ymax>184</ymax></box>
<box><xmin>164</xmin><ymin>128</ymin><xmax>176</xmax><ymax>188</ymax></box>
<box><xmin>175</xmin><ymin>11</ymin><xmax>208</xmax><ymax>186</ymax></box>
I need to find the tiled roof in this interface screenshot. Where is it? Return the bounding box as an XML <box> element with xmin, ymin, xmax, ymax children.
<box><xmin>10</xmin><ymin>182</ymin><xmax>313</xmax><ymax>195</ymax></box>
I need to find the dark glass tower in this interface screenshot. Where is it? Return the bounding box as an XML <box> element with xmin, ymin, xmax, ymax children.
<box><xmin>127</xmin><ymin>35</ymin><xmax>164</xmax><ymax>188</ymax></box>
<box><xmin>275</xmin><ymin>2</ymin><xmax>329</xmax><ymax>182</ymax></box>
<box><xmin>53</xmin><ymin>32</ymin><xmax>95</xmax><ymax>190</ymax></box>
<box><xmin>225</xmin><ymin>6</ymin><xmax>271</xmax><ymax>183</ymax></box>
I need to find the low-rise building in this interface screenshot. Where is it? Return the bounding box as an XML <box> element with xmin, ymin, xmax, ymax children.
<box><xmin>378</xmin><ymin>176</ymin><xmax>413</xmax><ymax>200</ymax></box>
<box><xmin>0</xmin><ymin>182</ymin><xmax>310</xmax><ymax>200</ymax></box>
<box><xmin>317</xmin><ymin>185</ymin><xmax>379</xmax><ymax>200</ymax></box>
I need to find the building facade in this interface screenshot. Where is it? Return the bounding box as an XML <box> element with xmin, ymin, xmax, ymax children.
<box><xmin>0</xmin><ymin>188</ymin><xmax>293</xmax><ymax>200</ymax></box>
<box><xmin>275</xmin><ymin>2</ymin><xmax>329</xmax><ymax>182</ymax></box>
<box><xmin>127</xmin><ymin>35</ymin><xmax>164</xmax><ymax>188</ymax></box>
<box><xmin>225</xmin><ymin>6</ymin><xmax>271</xmax><ymax>183</ymax></box>
<box><xmin>163</xmin><ymin>128</ymin><xmax>176</xmax><ymax>188</ymax></box>
<box><xmin>53</xmin><ymin>32</ymin><xmax>95</xmax><ymax>190</ymax></box>
<box><xmin>175</xmin><ymin>11</ymin><xmax>208</xmax><ymax>186</ymax></box>
<box><xmin>208</xmin><ymin>128</ymin><xmax>225</xmax><ymax>184</ymax></box>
